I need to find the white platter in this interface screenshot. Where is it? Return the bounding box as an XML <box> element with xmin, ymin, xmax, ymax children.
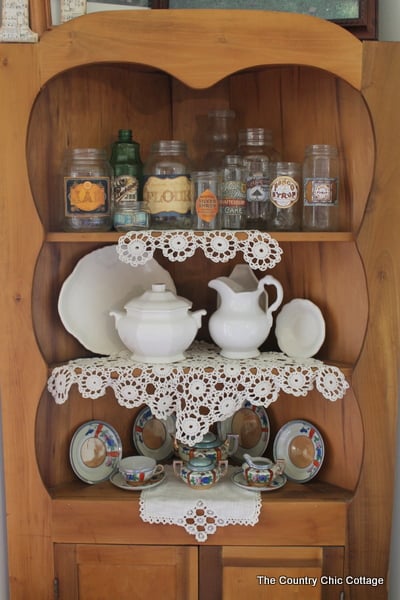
<box><xmin>273</xmin><ymin>419</ymin><xmax>325</xmax><ymax>483</ymax></box>
<box><xmin>69</xmin><ymin>420</ymin><xmax>122</xmax><ymax>484</ymax></box>
<box><xmin>275</xmin><ymin>298</ymin><xmax>325</xmax><ymax>358</ymax></box>
<box><xmin>133</xmin><ymin>406</ymin><xmax>175</xmax><ymax>462</ymax></box>
<box><xmin>217</xmin><ymin>400</ymin><xmax>270</xmax><ymax>464</ymax></box>
<box><xmin>110</xmin><ymin>470</ymin><xmax>166</xmax><ymax>491</ymax></box>
<box><xmin>58</xmin><ymin>245</ymin><xmax>176</xmax><ymax>355</ymax></box>
<box><xmin>231</xmin><ymin>471</ymin><xmax>287</xmax><ymax>492</ymax></box>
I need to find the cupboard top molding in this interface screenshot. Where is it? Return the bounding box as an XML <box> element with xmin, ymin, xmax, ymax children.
<box><xmin>37</xmin><ymin>9</ymin><xmax>363</xmax><ymax>90</ymax></box>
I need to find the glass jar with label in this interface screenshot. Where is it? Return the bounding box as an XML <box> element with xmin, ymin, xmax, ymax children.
<box><xmin>269</xmin><ymin>162</ymin><xmax>302</xmax><ymax>231</ymax></box>
<box><xmin>302</xmin><ymin>144</ymin><xmax>339</xmax><ymax>231</ymax></box>
<box><xmin>143</xmin><ymin>140</ymin><xmax>192</xmax><ymax>229</ymax></box>
<box><xmin>191</xmin><ymin>170</ymin><xmax>219</xmax><ymax>230</ymax></box>
<box><xmin>243</xmin><ymin>155</ymin><xmax>271</xmax><ymax>229</ymax></box>
<box><xmin>62</xmin><ymin>148</ymin><xmax>113</xmax><ymax>232</ymax></box>
<box><xmin>219</xmin><ymin>155</ymin><xmax>246</xmax><ymax>230</ymax></box>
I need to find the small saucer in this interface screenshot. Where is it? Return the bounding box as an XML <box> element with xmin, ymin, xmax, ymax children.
<box><xmin>110</xmin><ymin>470</ymin><xmax>166</xmax><ymax>491</ymax></box>
<box><xmin>231</xmin><ymin>470</ymin><xmax>287</xmax><ymax>492</ymax></box>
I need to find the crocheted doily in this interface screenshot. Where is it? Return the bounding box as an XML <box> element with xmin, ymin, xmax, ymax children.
<box><xmin>116</xmin><ymin>229</ymin><xmax>283</xmax><ymax>270</ymax></box>
<box><xmin>48</xmin><ymin>342</ymin><xmax>349</xmax><ymax>445</ymax></box>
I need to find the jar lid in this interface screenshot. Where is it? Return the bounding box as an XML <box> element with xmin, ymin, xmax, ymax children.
<box><xmin>124</xmin><ymin>283</ymin><xmax>192</xmax><ymax>313</ymax></box>
<box><xmin>207</xmin><ymin>109</ymin><xmax>236</xmax><ymax>118</ymax></box>
<box><xmin>305</xmin><ymin>144</ymin><xmax>338</xmax><ymax>156</ymax></box>
<box><xmin>238</xmin><ymin>128</ymin><xmax>272</xmax><ymax>146</ymax></box>
<box><xmin>150</xmin><ymin>140</ymin><xmax>187</xmax><ymax>154</ymax></box>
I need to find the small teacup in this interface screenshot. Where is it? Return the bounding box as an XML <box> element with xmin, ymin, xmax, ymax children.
<box><xmin>119</xmin><ymin>456</ymin><xmax>164</xmax><ymax>486</ymax></box>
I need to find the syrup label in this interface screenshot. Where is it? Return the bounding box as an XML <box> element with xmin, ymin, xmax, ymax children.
<box><xmin>270</xmin><ymin>175</ymin><xmax>299</xmax><ymax>209</ymax></box>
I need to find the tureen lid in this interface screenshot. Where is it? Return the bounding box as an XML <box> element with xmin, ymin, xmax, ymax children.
<box><xmin>124</xmin><ymin>283</ymin><xmax>192</xmax><ymax>312</ymax></box>
<box><xmin>187</xmin><ymin>455</ymin><xmax>215</xmax><ymax>471</ymax></box>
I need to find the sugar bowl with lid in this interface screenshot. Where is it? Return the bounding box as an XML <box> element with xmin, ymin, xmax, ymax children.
<box><xmin>173</xmin><ymin>454</ymin><xmax>228</xmax><ymax>489</ymax></box>
<box><xmin>174</xmin><ymin>431</ymin><xmax>238</xmax><ymax>463</ymax></box>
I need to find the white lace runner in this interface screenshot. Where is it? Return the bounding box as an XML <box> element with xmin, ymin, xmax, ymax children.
<box><xmin>139</xmin><ymin>466</ymin><xmax>261</xmax><ymax>542</ymax></box>
<box><xmin>47</xmin><ymin>342</ymin><xmax>349</xmax><ymax>445</ymax></box>
<box><xmin>116</xmin><ymin>230</ymin><xmax>283</xmax><ymax>271</ymax></box>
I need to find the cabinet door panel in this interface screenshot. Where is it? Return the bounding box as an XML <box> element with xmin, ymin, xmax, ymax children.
<box><xmin>55</xmin><ymin>544</ymin><xmax>198</xmax><ymax>600</ymax></box>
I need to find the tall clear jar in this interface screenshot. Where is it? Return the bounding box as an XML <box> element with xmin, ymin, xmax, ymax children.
<box><xmin>62</xmin><ymin>148</ymin><xmax>113</xmax><ymax>232</ymax></box>
<box><xmin>269</xmin><ymin>162</ymin><xmax>302</xmax><ymax>231</ymax></box>
<box><xmin>219</xmin><ymin>155</ymin><xmax>246</xmax><ymax>230</ymax></box>
<box><xmin>243</xmin><ymin>155</ymin><xmax>271</xmax><ymax>229</ymax></box>
<box><xmin>191</xmin><ymin>170</ymin><xmax>220</xmax><ymax>230</ymax></box>
<box><xmin>302</xmin><ymin>144</ymin><xmax>339</xmax><ymax>231</ymax></box>
<box><xmin>143</xmin><ymin>140</ymin><xmax>192</xmax><ymax>229</ymax></box>
<box><xmin>238</xmin><ymin>127</ymin><xmax>280</xmax><ymax>161</ymax></box>
<box><xmin>203</xmin><ymin>109</ymin><xmax>236</xmax><ymax>169</ymax></box>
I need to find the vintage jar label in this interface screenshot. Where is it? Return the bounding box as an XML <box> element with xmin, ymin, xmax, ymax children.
<box><xmin>304</xmin><ymin>177</ymin><xmax>338</xmax><ymax>206</ymax></box>
<box><xmin>143</xmin><ymin>175</ymin><xmax>191</xmax><ymax>215</ymax></box>
<box><xmin>195</xmin><ymin>188</ymin><xmax>219</xmax><ymax>223</ymax></box>
<box><xmin>246</xmin><ymin>175</ymin><xmax>270</xmax><ymax>203</ymax></box>
<box><xmin>64</xmin><ymin>177</ymin><xmax>111</xmax><ymax>215</ymax></box>
<box><xmin>270</xmin><ymin>175</ymin><xmax>299</xmax><ymax>209</ymax></box>
<box><xmin>113</xmin><ymin>174</ymin><xmax>138</xmax><ymax>205</ymax></box>
<box><xmin>220</xmin><ymin>181</ymin><xmax>246</xmax><ymax>216</ymax></box>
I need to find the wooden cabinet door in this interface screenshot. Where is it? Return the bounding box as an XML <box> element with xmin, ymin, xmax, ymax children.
<box><xmin>220</xmin><ymin>546</ymin><xmax>344</xmax><ymax>600</ymax></box>
<box><xmin>54</xmin><ymin>544</ymin><xmax>198</xmax><ymax>600</ymax></box>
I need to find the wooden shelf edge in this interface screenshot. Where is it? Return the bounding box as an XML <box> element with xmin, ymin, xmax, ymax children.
<box><xmin>45</xmin><ymin>231</ymin><xmax>355</xmax><ymax>244</ymax></box>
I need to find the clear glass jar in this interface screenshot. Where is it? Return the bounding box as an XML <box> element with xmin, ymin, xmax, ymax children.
<box><xmin>219</xmin><ymin>155</ymin><xmax>246</xmax><ymax>230</ymax></box>
<box><xmin>269</xmin><ymin>162</ymin><xmax>302</xmax><ymax>231</ymax></box>
<box><xmin>238</xmin><ymin>127</ymin><xmax>280</xmax><ymax>161</ymax></box>
<box><xmin>191</xmin><ymin>170</ymin><xmax>220</xmax><ymax>230</ymax></box>
<box><xmin>302</xmin><ymin>144</ymin><xmax>339</xmax><ymax>231</ymax></box>
<box><xmin>62</xmin><ymin>148</ymin><xmax>113</xmax><ymax>232</ymax></box>
<box><xmin>143</xmin><ymin>140</ymin><xmax>192</xmax><ymax>229</ymax></box>
<box><xmin>243</xmin><ymin>155</ymin><xmax>271</xmax><ymax>229</ymax></box>
<box><xmin>203</xmin><ymin>109</ymin><xmax>236</xmax><ymax>169</ymax></box>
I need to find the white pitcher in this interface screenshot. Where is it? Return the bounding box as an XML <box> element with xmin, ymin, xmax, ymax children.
<box><xmin>208</xmin><ymin>273</ymin><xmax>283</xmax><ymax>358</ymax></box>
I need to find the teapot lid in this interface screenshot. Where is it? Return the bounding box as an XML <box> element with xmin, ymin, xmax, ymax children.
<box><xmin>195</xmin><ymin>432</ymin><xmax>220</xmax><ymax>449</ymax></box>
<box><xmin>124</xmin><ymin>283</ymin><xmax>192</xmax><ymax>313</ymax></box>
<box><xmin>187</xmin><ymin>455</ymin><xmax>215</xmax><ymax>471</ymax></box>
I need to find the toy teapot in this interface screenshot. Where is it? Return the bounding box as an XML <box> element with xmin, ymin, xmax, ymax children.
<box><xmin>242</xmin><ymin>453</ymin><xmax>285</xmax><ymax>487</ymax></box>
<box><xmin>173</xmin><ymin>455</ymin><xmax>228</xmax><ymax>489</ymax></box>
<box><xmin>174</xmin><ymin>431</ymin><xmax>239</xmax><ymax>463</ymax></box>
<box><xmin>208</xmin><ymin>272</ymin><xmax>283</xmax><ymax>358</ymax></box>
<box><xmin>110</xmin><ymin>283</ymin><xmax>206</xmax><ymax>363</ymax></box>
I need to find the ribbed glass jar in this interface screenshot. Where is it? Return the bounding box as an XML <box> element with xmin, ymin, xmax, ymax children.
<box><xmin>62</xmin><ymin>148</ymin><xmax>113</xmax><ymax>232</ymax></box>
<box><xmin>143</xmin><ymin>140</ymin><xmax>192</xmax><ymax>229</ymax></box>
<box><xmin>302</xmin><ymin>144</ymin><xmax>339</xmax><ymax>231</ymax></box>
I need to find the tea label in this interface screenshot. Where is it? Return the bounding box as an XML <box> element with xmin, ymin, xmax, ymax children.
<box><xmin>270</xmin><ymin>176</ymin><xmax>299</xmax><ymax>209</ymax></box>
<box><xmin>64</xmin><ymin>177</ymin><xmax>111</xmax><ymax>215</ymax></box>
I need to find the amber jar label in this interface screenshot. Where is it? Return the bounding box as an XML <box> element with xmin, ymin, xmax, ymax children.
<box><xmin>270</xmin><ymin>175</ymin><xmax>299</xmax><ymax>208</ymax></box>
<box><xmin>143</xmin><ymin>175</ymin><xmax>191</xmax><ymax>215</ymax></box>
<box><xmin>195</xmin><ymin>188</ymin><xmax>219</xmax><ymax>223</ymax></box>
<box><xmin>304</xmin><ymin>177</ymin><xmax>338</xmax><ymax>206</ymax></box>
<box><xmin>64</xmin><ymin>177</ymin><xmax>111</xmax><ymax>215</ymax></box>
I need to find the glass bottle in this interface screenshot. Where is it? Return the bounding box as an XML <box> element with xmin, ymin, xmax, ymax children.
<box><xmin>203</xmin><ymin>109</ymin><xmax>236</xmax><ymax>169</ymax></box>
<box><xmin>243</xmin><ymin>155</ymin><xmax>271</xmax><ymax>229</ymax></box>
<box><xmin>191</xmin><ymin>170</ymin><xmax>219</xmax><ymax>230</ymax></box>
<box><xmin>62</xmin><ymin>148</ymin><xmax>113</xmax><ymax>232</ymax></box>
<box><xmin>110</xmin><ymin>128</ymin><xmax>148</xmax><ymax>231</ymax></box>
<box><xmin>269</xmin><ymin>162</ymin><xmax>302</xmax><ymax>231</ymax></box>
<box><xmin>219</xmin><ymin>155</ymin><xmax>246</xmax><ymax>230</ymax></box>
<box><xmin>143</xmin><ymin>140</ymin><xmax>192</xmax><ymax>229</ymax></box>
<box><xmin>238</xmin><ymin>127</ymin><xmax>280</xmax><ymax>161</ymax></box>
<box><xmin>302</xmin><ymin>144</ymin><xmax>339</xmax><ymax>231</ymax></box>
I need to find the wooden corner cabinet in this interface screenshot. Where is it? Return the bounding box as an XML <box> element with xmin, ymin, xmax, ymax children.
<box><xmin>0</xmin><ymin>9</ymin><xmax>399</xmax><ymax>600</ymax></box>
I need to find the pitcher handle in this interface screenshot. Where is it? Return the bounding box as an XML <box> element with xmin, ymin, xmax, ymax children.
<box><xmin>258</xmin><ymin>275</ymin><xmax>284</xmax><ymax>315</ymax></box>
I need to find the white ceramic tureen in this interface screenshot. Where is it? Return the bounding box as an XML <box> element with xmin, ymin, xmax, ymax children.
<box><xmin>110</xmin><ymin>283</ymin><xmax>206</xmax><ymax>363</ymax></box>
